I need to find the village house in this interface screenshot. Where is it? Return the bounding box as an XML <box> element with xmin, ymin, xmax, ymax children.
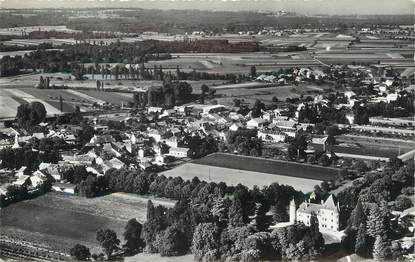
<box><xmin>13</xmin><ymin>172</ymin><xmax>30</xmax><ymax>188</ymax></box>
<box><xmin>148</xmin><ymin>129</ymin><xmax>163</xmax><ymax>142</ymax></box>
<box><xmin>61</xmin><ymin>154</ymin><xmax>95</xmax><ymax>166</ymax></box>
<box><xmin>0</xmin><ymin>137</ymin><xmax>13</xmax><ymax>149</ymax></box>
<box><xmin>39</xmin><ymin>162</ymin><xmax>61</xmax><ymax>181</ymax></box>
<box><xmin>247</xmin><ymin>118</ymin><xmax>266</xmax><ymax>129</ymax></box>
<box><xmin>93</xmin><ymin>125</ymin><xmax>109</xmax><ymax>132</ymax></box>
<box><xmin>257</xmin><ymin>130</ymin><xmax>286</xmax><ymax>143</ymax></box>
<box><xmin>89</xmin><ymin>135</ymin><xmax>114</xmax><ymax>145</ymax></box>
<box><xmin>148</xmin><ymin>106</ymin><xmax>164</xmax><ymax>114</ymax></box>
<box><xmin>202</xmin><ymin>104</ymin><xmax>227</xmax><ymax>115</ymax></box>
<box><xmin>29</xmin><ymin>170</ymin><xmax>47</xmax><ymax>189</ymax></box>
<box><xmin>164</xmin><ymin>136</ymin><xmax>179</xmax><ymax>148</ymax></box>
<box><xmin>168</xmin><ymin>147</ymin><xmax>190</xmax><ymax>158</ymax></box>
<box><xmin>52</xmin><ymin>182</ymin><xmax>76</xmax><ymax>195</ymax></box>
<box><xmin>229</xmin><ymin>122</ymin><xmax>244</xmax><ymax>132</ymax></box>
<box><xmin>139</xmin><ymin>161</ymin><xmax>154</xmax><ymax>171</ymax></box>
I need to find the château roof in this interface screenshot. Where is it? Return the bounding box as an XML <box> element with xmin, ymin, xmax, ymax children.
<box><xmin>297</xmin><ymin>194</ymin><xmax>339</xmax><ymax>214</ymax></box>
<box><xmin>323</xmin><ymin>195</ymin><xmax>337</xmax><ymax>210</ymax></box>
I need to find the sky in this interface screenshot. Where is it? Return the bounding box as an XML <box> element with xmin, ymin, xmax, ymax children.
<box><xmin>0</xmin><ymin>0</ymin><xmax>414</xmax><ymax>15</ymax></box>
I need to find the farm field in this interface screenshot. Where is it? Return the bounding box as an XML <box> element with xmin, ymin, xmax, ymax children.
<box><xmin>162</xmin><ymin>153</ymin><xmax>341</xmax><ymax>191</ymax></box>
<box><xmin>213</xmin><ymin>83</ymin><xmax>325</xmax><ymax>106</ymax></box>
<box><xmin>0</xmin><ymin>192</ymin><xmax>175</xmax><ymax>254</ymax></box>
<box><xmin>76</xmin><ymin>90</ymin><xmax>134</xmax><ymax>105</ymax></box>
<box><xmin>193</xmin><ymin>153</ymin><xmax>340</xmax><ymax>181</ymax></box>
<box><xmin>313</xmin><ymin>143</ymin><xmax>403</xmax><ymax>159</ymax></box>
<box><xmin>0</xmin><ymin>86</ymin><xmax>137</xmax><ymax>118</ymax></box>
<box><xmin>0</xmin><ymin>89</ymin><xmax>21</xmax><ymax>118</ymax></box>
<box><xmin>318</xmin><ymin>135</ymin><xmax>415</xmax><ymax>159</ymax></box>
<box><xmin>0</xmin><ymin>88</ymin><xmax>64</xmax><ymax>117</ymax></box>
<box><xmin>215</xmin><ymin>85</ymin><xmax>298</xmax><ymax>105</ymax></box>
<box><xmin>161</xmin><ymin>162</ymin><xmax>322</xmax><ymax>192</ymax></box>
<box><xmin>337</xmin><ymin>134</ymin><xmax>415</xmax><ymax>150</ymax></box>
<box><xmin>153</xmin><ymin>52</ymin><xmax>321</xmax><ymax>74</ymax></box>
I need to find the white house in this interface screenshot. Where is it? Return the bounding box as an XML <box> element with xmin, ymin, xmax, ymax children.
<box><xmin>165</xmin><ymin>136</ymin><xmax>179</xmax><ymax>148</ymax></box>
<box><xmin>168</xmin><ymin>147</ymin><xmax>190</xmax><ymax>158</ymax></box>
<box><xmin>386</xmin><ymin>93</ymin><xmax>398</xmax><ymax>103</ymax></box>
<box><xmin>155</xmin><ymin>154</ymin><xmax>167</xmax><ymax>165</ymax></box>
<box><xmin>138</xmin><ymin>148</ymin><xmax>145</xmax><ymax>159</ymax></box>
<box><xmin>30</xmin><ymin>171</ymin><xmax>47</xmax><ymax>188</ymax></box>
<box><xmin>202</xmin><ymin>105</ymin><xmax>226</xmax><ymax>115</ymax></box>
<box><xmin>13</xmin><ymin>173</ymin><xmax>30</xmax><ymax>187</ymax></box>
<box><xmin>52</xmin><ymin>182</ymin><xmax>75</xmax><ymax>195</ymax></box>
<box><xmin>258</xmin><ymin>130</ymin><xmax>286</xmax><ymax>143</ymax></box>
<box><xmin>296</xmin><ymin>195</ymin><xmax>340</xmax><ymax>232</ymax></box>
<box><xmin>148</xmin><ymin>129</ymin><xmax>162</xmax><ymax>142</ymax></box>
<box><xmin>148</xmin><ymin>107</ymin><xmax>163</xmax><ymax>114</ymax></box>
<box><xmin>344</xmin><ymin>91</ymin><xmax>356</xmax><ymax>100</ymax></box>
<box><xmin>229</xmin><ymin>123</ymin><xmax>244</xmax><ymax>132</ymax></box>
<box><xmin>108</xmin><ymin>158</ymin><xmax>125</xmax><ymax>170</ymax></box>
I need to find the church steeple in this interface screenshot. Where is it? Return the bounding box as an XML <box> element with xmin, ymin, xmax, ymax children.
<box><xmin>12</xmin><ymin>134</ymin><xmax>20</xmax><ymax>149</ymax></box>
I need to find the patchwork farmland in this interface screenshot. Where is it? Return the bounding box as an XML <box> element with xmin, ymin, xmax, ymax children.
<box><xmin>161</xmin><ymin>153</ymin><xmax>341</xmax><ymax>192</ymax></box>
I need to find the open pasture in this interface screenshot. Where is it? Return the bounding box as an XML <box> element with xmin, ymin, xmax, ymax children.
<box><xmin>162</xmin><ymin>153</ymin><xmax>341</xmax><ymax>192</ymax></box>
<box><xmin>194</xmin><ymin>153</ymin><xmax>340</xmax><ymax>181</ymax></box>
<box><xmin>0</xmin><ymin>192</ymin><xmax>174</xmax><ymax>254</ymax></box>
<box><xmin>76</xmin><ymin>90</ymin><xmax>134</xmax><ymax>105</ymax></box>
<box><xmin>161</xmin><ymin>162</ymin><xmax>321</xmax><ymax>192</ymax></box>
<box><xmin>215</xmin><ymin>85</ymin><xmax>298</xmax><ymax>104</ymax></box>
<box><xmin>0</xmin><ymin>87</ymin><xmax>136</xmax><ymax>119</ymax></box>
<box><xmin>0</xmin><ymin>89</ymin><xmax>21</xmax><ymax>118</ymax></box>
<box><xmin>2</xmin><ymin>88</ymin><xmax>63</xmax><ymax>116</ymax></box>
<box><xmin>213</xmin><ymin>83</ymin><xmax>325</xmax><ymax>106</ymax></box>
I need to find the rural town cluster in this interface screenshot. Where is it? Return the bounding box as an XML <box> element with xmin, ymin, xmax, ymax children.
<box><xmin>0</xmin><ymin>3</ymin><xmax>414</xmax><ymax>262</ymax></box>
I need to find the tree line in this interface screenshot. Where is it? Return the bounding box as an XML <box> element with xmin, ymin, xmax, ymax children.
<box><xmin>338</xmin><ymin>159</ymin><xmax>414</xmax><ymax>260</ymax></box>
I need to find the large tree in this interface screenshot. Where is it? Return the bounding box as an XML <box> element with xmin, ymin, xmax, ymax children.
<box><xmin>76</xmin><ymin>123</ymin><xmax>95</xmax><ymax>145</ymax></box>
<box><xmin>366</xmin><ymin>203</ymin><xmax>389</xmax><ymax>238</ymax></box>
<box><xmin>355</xmin><ymin>222</ymin><xmax>370</xmax><ymax>257</ymax></box>
<box><xmin>228</xmin><ymin>198</ymin><xmax>246</xmax><ymax>227</ymax></box>
<box><xmin>348</xmin><ymin>200</ymin><xmax>366</xmax><ymax>229</ymax></box>
<box><xmin>70</xmin><ymin>244</ymin><xmax>91</xmax><ymax>261</ymax></box>
<box><xmin>201</xmin><ymin>84</ymin><xmax>209</xmax><ymax>104</ymax></box>
<box><xmin>96</xmin><ymin>229</ymin><xmax>120</xmax><ymax>258</ymax></box>
<box><xmin>123</xmin><ymin>219</ymin><xmax>144</xmax><ymax>254</ymax></box>
<box><xmin>372</xmin><ymin>235</ymin><xmax>391</xmax><ymax>260</ymax></box>
<box><xmin>16</xmin><ymin>102</ymin><xmax>47</xmax><ymax>128</ymax></box>
<box><xmin>143</xmin><ymin>201</ymin><xmax>169</xmax><ymax>253</ymax></box>
<box><xmin>192</xmin><ymin>223</ymin><xmax>220</xmax><ymax>261</ymax></box>
<box><xmin>156</xmin><ymin>224</ymin><xmax>188</xmax><ymax>256</ymax></box>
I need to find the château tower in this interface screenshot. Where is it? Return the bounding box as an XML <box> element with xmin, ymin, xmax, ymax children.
<box><xmin>289</xmin><ymin>199</ymin><xmax>296</xmax><ymax>224</ymax></box>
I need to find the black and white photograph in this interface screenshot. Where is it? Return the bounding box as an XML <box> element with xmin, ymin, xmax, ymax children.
<box><xmin>0</xmin><ymin>0</ymin><xmax>414</xmax><ymax>261</ymax></box>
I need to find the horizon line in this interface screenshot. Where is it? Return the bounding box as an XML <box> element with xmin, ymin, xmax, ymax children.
<box><xmin>0</xmin><ymin>7</ymin><xmax>412</xmax><ymax>16</ymax></box>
